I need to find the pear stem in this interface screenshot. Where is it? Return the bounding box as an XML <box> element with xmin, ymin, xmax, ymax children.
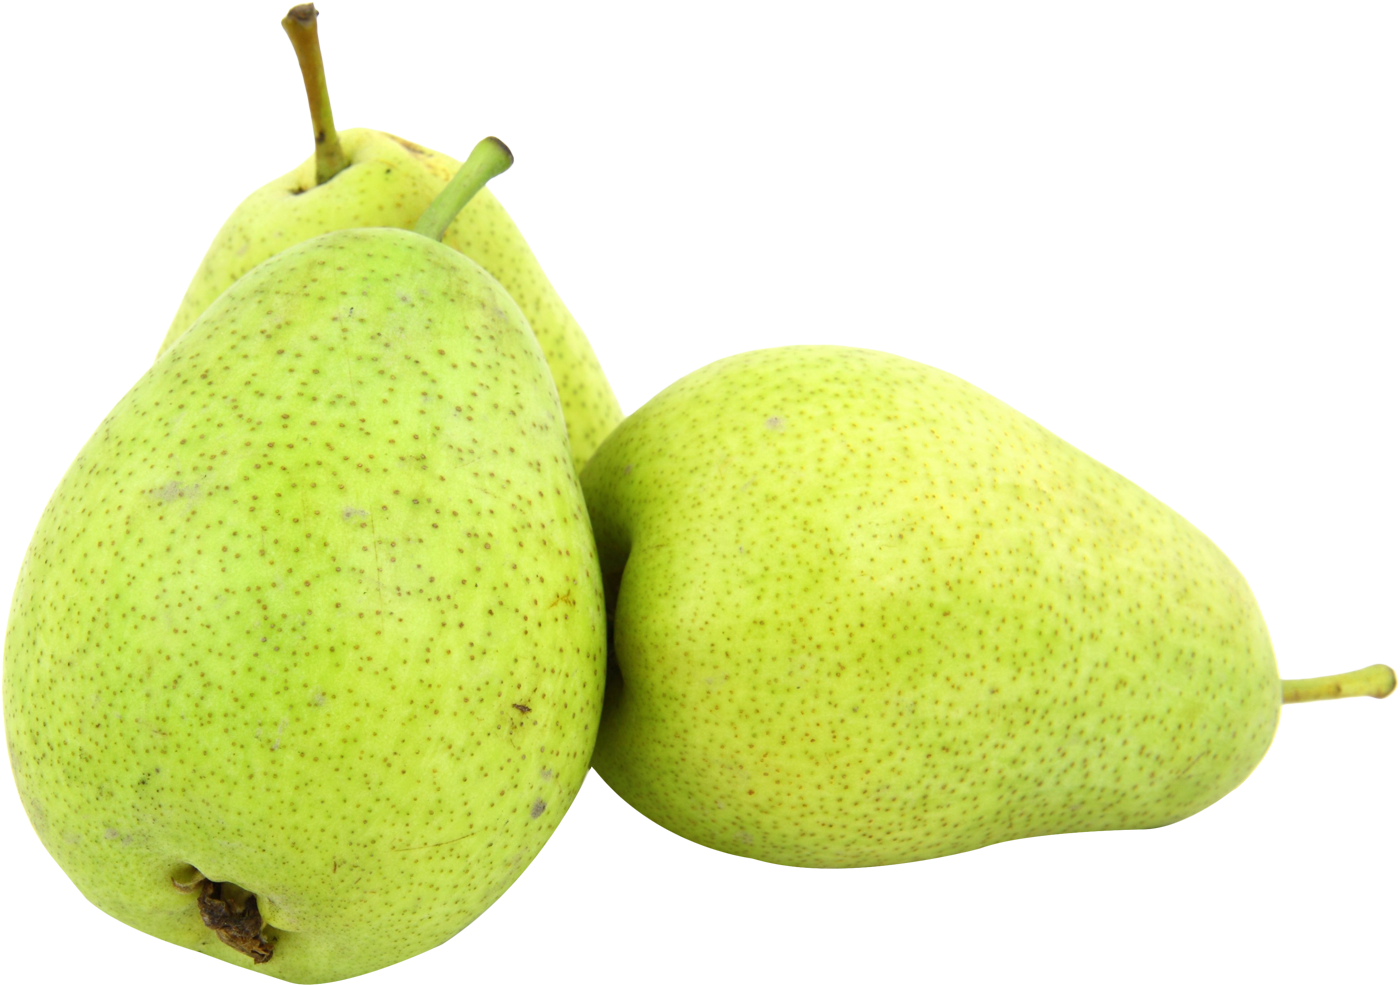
<box><xmin>413</xmin><ymin>138</ymin><xmax>515</xmax><ymax>241</ymax></box>
<box><xmin>281</xmin><ymin>4</ymin><xmax>348</xmax><ymax>186</ymax></box>
<box><xmin>1282</xmin><ymin>664</ymin><xmax>1396</xmax><ymax>704</ymax></box>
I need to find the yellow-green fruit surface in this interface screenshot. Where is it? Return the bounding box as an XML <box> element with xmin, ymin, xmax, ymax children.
<box><xmin>5</xmin><ymin>228</ymin><xmax>607</xmax><ymax>981</ymax></box>
<box><xmin>582</xmin><ymin>346</ymin><xmax>1281</xmax><ymax>868</ymax></box>
<box><xmin>157</xmin><ymin>128</ymin><xmax>621</xmax><ymax>471</ymax></box>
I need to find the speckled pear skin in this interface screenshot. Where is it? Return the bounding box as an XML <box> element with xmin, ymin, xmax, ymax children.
<box><xmin>582</xmin><ymin>346</ymin><xmax>1281</xmax><ymax>868</ymax></box>
<box><xmin>156</xmin><ymin>128</ymin><xmax>622</xmax><ymax>472</ymax></box>
<box><xmin>5</xmin><ymin>228</ymin><xmax>606</xmax><ymax>982</ymax></box>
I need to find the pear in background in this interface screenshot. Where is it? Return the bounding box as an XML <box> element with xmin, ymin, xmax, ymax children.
<box><xmin>581</xmin><ymin>346</ymin><xmax>1394</xmax><ymax>868</ymax></box>
<box><xmin>5</xmin><ymin>141</ymin><xmax>607</xmax><ymax>982</ymax></box>
<box><xmin>157</xmin><ymin>5</ymin><xmax>621</xmax><ymax>471</ymax></box>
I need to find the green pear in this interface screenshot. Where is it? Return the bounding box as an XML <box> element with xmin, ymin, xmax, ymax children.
<box><xmin>581</xmin><ymin>346</ymin><xmax>1394</xmax><ymax>868</ymax></box>
<box><xmin>157</xmin><ymin>5</ymin><xmax>621</xmax><ymax>472</ymax></box>
<box><xmin>4</xmin><ymin>142</ymin><xmax>607</xmax><ymax>982</ymax></box>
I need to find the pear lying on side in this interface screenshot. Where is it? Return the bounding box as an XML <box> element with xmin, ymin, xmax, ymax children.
<box><xmin>158</xmin><ymin>5</ymin><xmax>621</xmax><ymax>471</ymax></box>
<box><xmin>4</xmin><ymin>141</ymin><xmax>606</xmax><ymax>982</ymax></box>
<box><xmin>581</xmin><ymin>346</ymin><xmax>1394</xmax><ymax>868</ymax></box>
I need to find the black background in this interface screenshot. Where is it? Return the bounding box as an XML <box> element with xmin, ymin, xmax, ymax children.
<box><xmin>8</xmin><ymin>5</ymin><xmax>1388</xmax><ymax>979</ymax></box>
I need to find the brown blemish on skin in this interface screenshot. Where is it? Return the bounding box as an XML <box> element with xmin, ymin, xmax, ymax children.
<box><xmin>512</xmin><ymin>703</ymin><xmax>531</xmax><ymax>713</ymax></box>
<box><xmin>531</xmin><ymin>800</ymin><xmax>547</xmax><ymax>818</ymax></box>
<box><xmin>392</xmin><ymin>136</ymin><xmax>429</xmax><ymax>157</ymax></box>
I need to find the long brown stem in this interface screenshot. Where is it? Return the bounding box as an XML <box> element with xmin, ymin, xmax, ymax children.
<box><xmin>281</xmin><ymin>4</ymin><xmax>348</xmax><ymax>185</ymax></box>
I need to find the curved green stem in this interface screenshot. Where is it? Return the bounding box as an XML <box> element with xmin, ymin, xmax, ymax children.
<box><xmin>282</xmin><ymin>4</ymin><xmax>348</xmax><ymax>186</ymax></box>
<box><xmin>1282</xmin><ymin>664</ymin><xmax>1396</xmax><ymax>704</ymax></box>
<box><xmin>413</xmin><ymin>138</ymin><xmax>514</xmax><ymax>241</ymax></box>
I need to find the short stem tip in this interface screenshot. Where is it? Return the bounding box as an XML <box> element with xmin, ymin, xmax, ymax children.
<box><xmin>413</xmin><ymin>137</ymin><xmax>514</xmax><ymax>242</ymax></box>
<box><xmin>1282</xmin><ymin>664</ymin><xmax>1397</xmax><ymax>704</ymax></box>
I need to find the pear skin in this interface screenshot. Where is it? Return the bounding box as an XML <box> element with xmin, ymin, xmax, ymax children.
<box><xmin>6</xmin><ymin>226</ymin><xmax>607</xmax><ymax>980</ymax></box>
<box><xmin>582</xmin><ymin>346</ymin><xmax>1283</xmax><ymax>867</ymax></box>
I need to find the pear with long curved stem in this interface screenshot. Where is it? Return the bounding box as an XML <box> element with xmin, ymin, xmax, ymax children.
<box><xmin>159</xmin><ymin>4</ymin><xmax>621</xmax><ymax>472</ymax></box>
